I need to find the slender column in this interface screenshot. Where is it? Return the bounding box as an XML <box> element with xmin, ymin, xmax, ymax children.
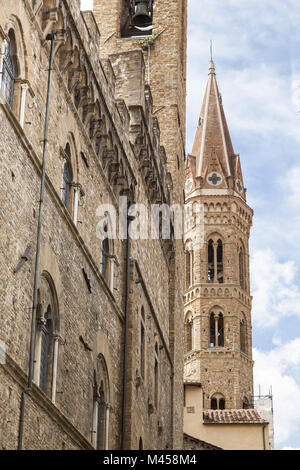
<box><xmin>214</xmin><ymin>314</ymin><xmax>219</xmax><ymax>347</ymax></box>
<box><xmin>105</xmin><ymin>405</ymin><xmax>110</xmax><ymax>450</ymax></box>
<box><xmin>19</xmin><ymin>82</ymin><xmax>29</xmax><ymax>128</ymax></box>
<box><xmin>213</xmin><ymin>243</ymin><xmax>218</xmax><ymax>283</ymax></box>
<box><xmin>73</xmin><ymin>184</ymin><xmax>80</xmax><ymax>226</ymax></box>
<box><xmin>109</xmin><ymin>257</ymin><xmax>115</xmax><ymax>292</ymax></box>
<box><xmin>34</xmin><ymin>321</ymin><xmax>42</xmax><ymax>385</ymax></box>
<box><xmin>51</xmin><ymin>336</ymin><xmax>60</xmax><ymax>404</ymax></box>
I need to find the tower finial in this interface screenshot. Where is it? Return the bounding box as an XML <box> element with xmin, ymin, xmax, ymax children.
<box><xmin>209</xmin><ymin>40</ymin><xmax>215</xmax><ymax>74</ymax></box>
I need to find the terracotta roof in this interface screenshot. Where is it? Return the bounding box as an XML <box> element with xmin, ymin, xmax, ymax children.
<box><xmin>203</xmin><ymin>409</ymin><xmax>267</xmax><ymax>425</ymax></box>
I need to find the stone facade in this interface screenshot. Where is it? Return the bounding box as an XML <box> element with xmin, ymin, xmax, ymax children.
<box><xmin>184</xmin><ymin>60</ymin><xmax>254</xmax><ymax>411</ymax></box>
<box><xmin>0</xmin><ymin>0</ymin><xmax>186</xmax><ymax>450</ymax></box>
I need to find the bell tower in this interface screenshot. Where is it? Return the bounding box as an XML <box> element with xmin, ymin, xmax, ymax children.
<box><xmin>184</xmin><ymin>60</ymin><xmax>254</xmax><ymax>411</ymax></box>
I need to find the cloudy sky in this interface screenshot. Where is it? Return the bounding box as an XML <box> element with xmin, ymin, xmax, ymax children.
<box><xmin>81</xmin><ymin>0</ymin><xmax>300</xmax><ymax>449</ymax></box>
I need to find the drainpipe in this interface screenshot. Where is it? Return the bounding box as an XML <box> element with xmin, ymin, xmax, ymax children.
<box><xmin>121</xmin><ymin>213</ymin><xmax>134</xmax><ymax>450</ymax></box>
<box><xmin>17</xmin><ymin>33</ymin><xmax>56</xmax><ymax>450</ymax></box>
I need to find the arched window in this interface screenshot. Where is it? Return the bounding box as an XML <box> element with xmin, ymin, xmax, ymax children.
<box><xmin>184</xmin><ymin>313</ymin><xmax>193</xmax><ymax>353</ymax></box>
<box><xmin>92</xmin><ymin>355</ymin><xmax>110</xmax><ymax>450</ymax></box>
<box><xmin>121</xmin><ymin>0</ymin><xmax>153</xmax><ymax>38</ymax></box>
<box><xmin>34</xmin><ymin>272</ymin><xmax>59</xmax><ymax>401</ymax></box>
<box><xmin>243</xmin><ymin>397</ymin><xmax>250</xmax><ymax>409</ymax></box>
<box><xmin>1</xmin><ymin>31</ymin><xmax>17</xmax><ymax>108</ymax></box>
<box><xmin>211</xmin><ymin>393</ymin><xmax>226</xmax><ymax>410</ymax></box>
<box><xmin>239</xmin><ymin>247</ymin><xmax>245</xmax><ymax>290</ymax></box>
<box><xmin>139</xmin><ymin>437</ymin><xmax>143</xmax><ymax>450</ymax></box>
<box><xmin>61</xmin><ymin>144</ymin><xmax>73</xmax><ymax>212</ymax></box>
<box><xmin>207</xmin><ymin>239</ymin><xmax>214</xmax><ymax>282</ymax></box>
<box><xmin>207</xmin><ymin>236</ymin><xmax>223</xmax><ymax>283</ymax></box>
<box><xmin>217</xmin><ymin>239</ymin><xmax>223</xmax><ymax>283</ymax></box>
<box><xmin>240</xmin><ymin>315</ymin><xmax>247</xmax><ymax>354</ymax></box>
<box><xmin>185</xmin><ymin>250</ymin><xmax>193</xmax><ymax>289</ymax></box>
<box><xmin>209</xmin><ymin>311</ymin><xmax>224</xmax><ymax>348</ymax></box>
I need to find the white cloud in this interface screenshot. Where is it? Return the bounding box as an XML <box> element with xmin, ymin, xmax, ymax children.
<box><xmin>251</xmin><ymin>249</ymin><xmax>300</xmax><ymax>328</ymax></box>
<box><xmin>254</xmin><ymin>340</ymin><xmax>300</xmax><ymax>447</ymax></box>
<box><xmin>282</xmin><ymin>447</ymin><xmax>300</xmax><ymax>450</ymax></box>
<box><xmin>281</xmin><ymin>167</ymin><xmax>300</xmax><ymax>208</ymax></box>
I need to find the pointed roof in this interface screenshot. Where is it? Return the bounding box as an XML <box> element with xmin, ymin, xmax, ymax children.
<box><xmin>192</xmin><ymin>61</ymin><xmax>236</xmax><ymax>185</ymax></box>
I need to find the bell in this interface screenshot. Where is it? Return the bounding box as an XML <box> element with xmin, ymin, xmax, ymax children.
<box><xmin>132</xmin><ymin>0</ymin><xmax>152</xmax><ymax>27</ymax></box>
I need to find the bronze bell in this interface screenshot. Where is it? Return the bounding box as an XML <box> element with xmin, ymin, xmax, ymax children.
<box><xmin>132</xmin><ymin>0</ymin><xmax>152</xmax><ymax>27</ymax></box>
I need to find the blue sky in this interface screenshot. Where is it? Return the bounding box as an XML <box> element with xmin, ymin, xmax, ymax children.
<box><xmin>81</xmin><ymin>0</ymin><xmax>300</xmax><ymax>449</ymax></box>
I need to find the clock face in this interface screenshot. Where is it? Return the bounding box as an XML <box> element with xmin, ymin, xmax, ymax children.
<box><xmin>236</xmin><ymin>179</ymin><xmax>243</xmax><ymax>194</ymax></box>
<box><xmin>207</xmin><ymin>172</ymin><xmax>223</xmax><ymax>187</ymax></box>
<box><xmin>185</xmin><ymin>178</ymin><xmax>194</xmax><ymax>194</ymax></box>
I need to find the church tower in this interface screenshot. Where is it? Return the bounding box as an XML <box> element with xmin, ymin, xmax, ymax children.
<box><xmin>184</xmin><ymin>60</ymin><xmax>254</xmax><ymax>411</ymax></box>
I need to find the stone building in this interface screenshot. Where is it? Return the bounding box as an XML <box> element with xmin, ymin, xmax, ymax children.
<box><xmin>183</xmin><ymin>60</ymin><xmax>271</xmax><ymax>449</ymax></box>
<box><xmin>0</xmin><ymin>0</ymin><xmax>186</xmax><ymax>450</ymax></box>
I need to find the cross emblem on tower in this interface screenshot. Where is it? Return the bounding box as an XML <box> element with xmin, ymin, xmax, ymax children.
<box><xmin>208</xmin><ymin>173</ymin><xmax>222</xmax><ymax>185</ymax></box>
<box><xmin>236</xmin><ymin>180</ymin><xmax>243</xmax><ymax>193</ymax></box>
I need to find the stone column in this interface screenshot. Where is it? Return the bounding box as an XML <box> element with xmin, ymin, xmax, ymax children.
<box><xmin>214</xmin><ymin>314</ymin><xmax>219</xmax><ymax>347</ymax></box>
<box><xmin>51</xmin><ymin>335</ymin><xmax>60</xmax><ymax>404</ymax></box>
<box><xmin>213</xmin><ymin>242</ymin><xmax>218</xmax><ymax>283</ymax></box>
<box><xmin>19</xmin><ymin>82</ymin><xmax>29</xmax><ymax>128</ymax></box>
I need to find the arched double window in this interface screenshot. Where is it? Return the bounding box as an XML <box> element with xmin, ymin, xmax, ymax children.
<box><xmin>1</xmin><ymin>32</ymin><xmax>17</xmax><ymax>109</ymax></box>
<box><xmin>209</xmin><ymin>311</ymin><xmax>224</xmax><ymax>348</ymax></box>
<box><xmin>239</xmin><ymin>245</ymin><xmax>246</xmax><ymax>291</ymax></box>
<box><xmin>211</xmin><ymin>393</ymin><xmax>226</xmax><ymax>410</ymax></box>
<box><xmin>240</xmin><ymin>314</ymin><xmax>247</xmax><ymax>355</ymax></box>
<box><xmin>34</xmin><ymin>272</ymin><xmax>60</xmax><ymax>401</ymax></box>
<box><xmin>92</xmin><ymin>355</ymin><xmax>110</xmax><ymax>450</ymax></box>
<box><xmin>61</xmin><ymin>143</ymin><xmax>73</xmax><ymax>212</ymax></box>
<box><xmin>99</xmin><ymin>217</ymin><xmax>115</xmax><ymax>291</ymax></box>
<box><xmin>207</xmin><ymin>236</ymin><xmax>223</xmax><ymax>283</ymax></box>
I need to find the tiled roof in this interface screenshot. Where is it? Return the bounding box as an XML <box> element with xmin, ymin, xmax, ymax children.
<box><xmin>203</xmin><ymin>409</ymin><xmax>267</xmax><ymax>425</ymax></box>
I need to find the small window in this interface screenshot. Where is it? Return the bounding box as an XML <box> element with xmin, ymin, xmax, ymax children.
<box><xmin>211</xmin><ymin>393</ymin><xmax>226</xmax><ymax>410</ymax></box>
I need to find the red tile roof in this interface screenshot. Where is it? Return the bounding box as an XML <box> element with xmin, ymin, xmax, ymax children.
<box><xmin>203</xmin><ymin>409</ymin><xmax>267</xmax><ymax>425</ymax></box>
